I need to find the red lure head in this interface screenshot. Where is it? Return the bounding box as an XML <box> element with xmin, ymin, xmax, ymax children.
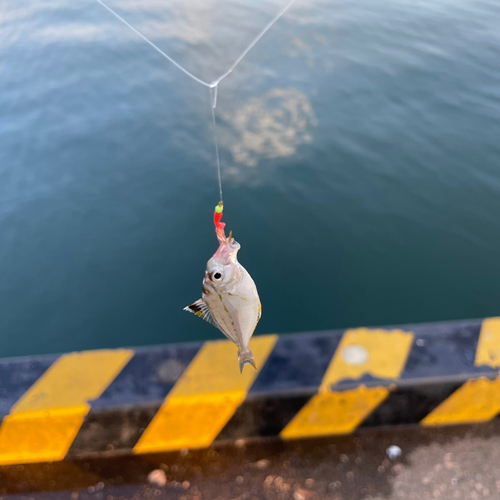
<box><xmin>212</xmin><ymin>202</ymin><xmax>240</xmax><ymax>264</ymax></box>
<box><xmin>214</xmin><ymin>202</ymin><xmax>226</xmax><ymax>242</ymax></box>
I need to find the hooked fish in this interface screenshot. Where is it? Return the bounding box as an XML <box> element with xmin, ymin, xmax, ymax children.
<box><xmin>184</xmin><ymin>203</ymin><xmax>261</xmax><ymax>372</ymax></box>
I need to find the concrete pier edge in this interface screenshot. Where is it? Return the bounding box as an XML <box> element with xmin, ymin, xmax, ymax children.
<box><xmin>0</xmin><ymin>317</ymin><xmax>498</xmax><ymax>465</ymax></box>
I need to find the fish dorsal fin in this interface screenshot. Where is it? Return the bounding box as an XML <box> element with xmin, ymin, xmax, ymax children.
<box><xmin>184</xmin><ymin>299</ymin><xmax>222</xmax><ymax>331</ymax></box>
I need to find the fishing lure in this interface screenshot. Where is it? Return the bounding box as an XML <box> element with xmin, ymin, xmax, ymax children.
<box><xmin>184</xmin><ymin>203</ymin><xmax>262</xmax><ymax>372</ymax></box>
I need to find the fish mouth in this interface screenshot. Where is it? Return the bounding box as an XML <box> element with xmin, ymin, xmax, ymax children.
<box><xmin>203</xmin><ymin>274</ymin><xmax>215</xmax><ymax>287</ymax></box>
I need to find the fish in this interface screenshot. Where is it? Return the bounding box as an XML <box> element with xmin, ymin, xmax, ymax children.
<box><xmin>184</xmin><ymin>203</ymin><xmax>262</xmax><ymax>372</ymax></box>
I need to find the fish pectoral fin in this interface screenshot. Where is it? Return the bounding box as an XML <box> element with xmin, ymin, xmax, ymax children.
<box><xmin>184</xmin><ymin>299</ymin><xmax>222</xmax><ymax>331</ymax></box>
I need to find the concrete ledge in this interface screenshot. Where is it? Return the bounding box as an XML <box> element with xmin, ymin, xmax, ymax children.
<box><xmin>0</xmin><ymin>318</ymin><xmax>499</xmax><ymax>465</ymax></box>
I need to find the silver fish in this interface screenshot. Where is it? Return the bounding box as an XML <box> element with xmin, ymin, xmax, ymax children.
<box><xmin>184</xmin><ymin>207</ymin><xmax>261</xmax><ymax>372</ymax></box>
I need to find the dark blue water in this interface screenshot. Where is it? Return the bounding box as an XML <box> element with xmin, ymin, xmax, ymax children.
<box><xmin>1</xmin><ymin>0</ymin><xmax>500</xmax><ymax>358</ymax></box>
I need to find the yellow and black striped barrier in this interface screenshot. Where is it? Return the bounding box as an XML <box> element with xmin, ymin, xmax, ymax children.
<box><xmin>0</xmin><ymin>317</ymin><xmax>499</xmax><ymax>465</ymax></box>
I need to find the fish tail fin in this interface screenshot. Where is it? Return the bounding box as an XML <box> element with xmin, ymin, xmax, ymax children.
<box><xmin>238</xmin><ymin>348</ymin><xmax>256</xmax><ymax>373</ymax></box>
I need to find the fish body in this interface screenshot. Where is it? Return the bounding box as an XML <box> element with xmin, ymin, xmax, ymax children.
<box><xmin>184</xmin><ymin>205</ymin><xmax>261</xmax><ymax>372</ymax></box>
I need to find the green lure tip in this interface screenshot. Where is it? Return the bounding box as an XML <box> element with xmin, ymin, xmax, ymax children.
<box><xmin>215</xmin><ymin>202</ymin><xmax>224</xmax><ymax>213</ymax></box>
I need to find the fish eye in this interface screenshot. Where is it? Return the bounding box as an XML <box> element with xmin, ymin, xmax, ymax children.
<box><xmin>212</xmin><ymin>271</ymin><xmax>223</xmax><ymax>281</ymax></box>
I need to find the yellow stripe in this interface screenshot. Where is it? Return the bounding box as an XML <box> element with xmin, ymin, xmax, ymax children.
<box><xmin>422</xmin><ymin>318</ymin><xmax>500</xmax><ymax>426</ymax></box>
<box><xmin>280</xmin><ymin>328</ymin><xmax>414</xmax><ymax>439</ymax></box>
<box><xmin>322</xmin><ymin>328</ymin><xmax>414</xmax><ymax>387</ymax></box>
<box><xmin>0</xmin><ymin>349</ymin><xmax>133</xmax><ymax>465</ymax></box>
<box><xmin>475</xmin><ymin>317</ymin><xmax>500</xmax><ymax>368</ymax></box>
<box><xmin>280</xmin><ymin>386</ymin><xmax>390</xmax><ymax>438</ymax></box>
<box><xmin>134</xmin><ymin>335</ymin><xmax>277</xmax><ymax>454</ymax></box>
<box><xmin>421</xmin><ymin>377</ymin><xmax>500</xmax><ymax>426</ymax></box>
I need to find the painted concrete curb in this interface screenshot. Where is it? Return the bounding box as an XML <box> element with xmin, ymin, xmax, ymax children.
<box><xmin>0</xmin><ymin>317</ymin><xmax>499</xmax><ymax>465</ymax></box>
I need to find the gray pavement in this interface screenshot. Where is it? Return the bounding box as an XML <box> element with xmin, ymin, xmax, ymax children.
<box><xmin>2</xmin><ymin>420</ymin><xmax>500</xmax><ymax>499</ymax></box>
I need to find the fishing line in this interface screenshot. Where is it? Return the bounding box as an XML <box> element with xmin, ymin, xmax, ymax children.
<box><xmin>210</xmin><ymin>92</ymin><xmax>223</xmax><ymax>203</ymax></box>
<box><xmin>94</xmin><ymin>0</ymin><xmax>211</xmax><ymax>87</ymax></box>
<box><xmin>93</xmin><ymin>0</ymin><xmax>297</xmax><ymax>201</ymax></box>
<box><xmin>210</xmin><ymin>0</ymin><xmax>297</xmax><ymax>87</ymax></box>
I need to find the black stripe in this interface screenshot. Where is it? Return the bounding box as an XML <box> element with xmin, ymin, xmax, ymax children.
<box><xmin>0</xmin><ymin>355</ymin><xmax>57</xmax><ymax>419</ymax></box>
<box><xmin>360</xmin><ymin>381</ymin><xmax>463</xmax><ymax>427</ymax></box>
<box><xmin>215</xmin><ymin>394</ymin><xmax>312</xmax><ymax>441</ymax></box>
<box><xmin>402</xmin><ymin>320</ymin><xmax>489</xmax><ymax>379</ymax></box>
<box><xmin>249</xmin><ymin>331</ymin><xmax>343</xmax><ymax>394</ymax></box>
<box><xmin>67</xmin><ymin>405</ymin><xmax>162</xmax><ymax>457</ymax></box>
